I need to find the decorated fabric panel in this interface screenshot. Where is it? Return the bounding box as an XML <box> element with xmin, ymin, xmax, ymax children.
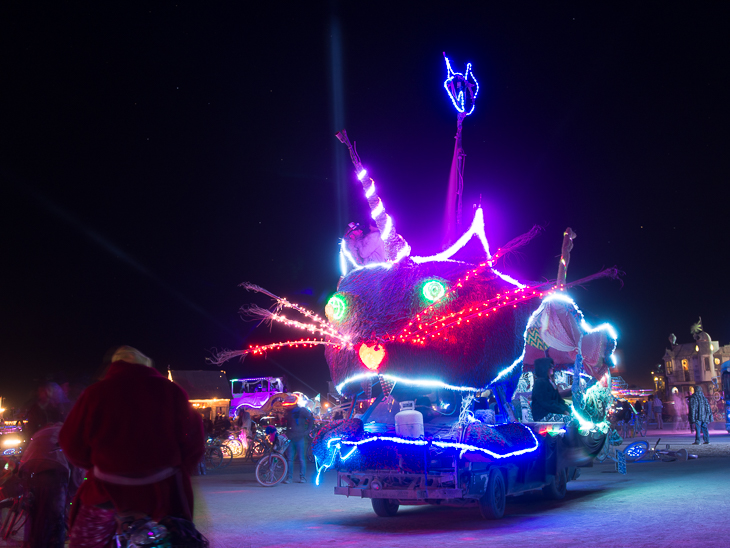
<box><xmin>522</xmin><ymin>297</ymin><xmax>614</xmax><ymax>384</ymax></box>
<box><xmin>350</xmin><ymin>441</ymin><xmax>431</xmax><ymax>473</ymax></box>
<box><xmin>462</xmin><ymin>421</ymin><xmax>537</xmax><ymax>455</ymax></box>
<box><xmin>538</xmin><ymin>300</ymin><xmax>581</xmax><ymax>357</ymax></box>
<box><xmin>581</xmin><ymin>330</ymin><xmax>611</xmax><ymax>381</ymax></box>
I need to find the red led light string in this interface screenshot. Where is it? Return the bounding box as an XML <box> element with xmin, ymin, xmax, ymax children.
<box><xmin>391</xmin><ymin>283</ymin><xmax>551</xmax><ymax>346</ymax></box>
<box><xmin>401</xmin><ymin>289</ymin><xmax>545</xmax><ymax>345</ymax></box>
<box><xmin>391</xmin><ymin>259</ymin><xmax>516</xmax><ymax>342</ymax></box>
<box><xmin>268</xmin><ymin>312</ymin><xmax>351</xmax><ymax>346</ymax></box>
<box><xmin>248</xmin><ymin>339</ymin><xmax>342</xmax><ymax>356</ymax></box>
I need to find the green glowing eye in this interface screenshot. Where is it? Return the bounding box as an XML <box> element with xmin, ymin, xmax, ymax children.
<box><xmin>326</xmin><ymin>294</ymin><xmax>347</xmax><ymax>321</ymax></box>
<box><xmin>422</xmin><ymin>280</ymin><xmax>446</xmax><ymax>303</ymax></box>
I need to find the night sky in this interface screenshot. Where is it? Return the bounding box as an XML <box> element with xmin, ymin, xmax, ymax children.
<box><xmin>3</xmin><ymin>3</ymin><xmax>728</xmax><ymax>406</ymax></box>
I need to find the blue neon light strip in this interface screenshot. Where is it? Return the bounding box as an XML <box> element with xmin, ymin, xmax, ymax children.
<box><xmin>314</xmin><ymin>426</ymin><xmax>540</xmax><ymax>484</ymax></box>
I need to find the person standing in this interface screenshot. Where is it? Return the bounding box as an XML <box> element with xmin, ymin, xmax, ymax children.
<box><xmin>688</xmin><ymin>385</ymin><xmax>712</xmax><ymax>445</ymax></box>
<box><xmin>672</xmin><ymin>392</ymin><xmax>686</xmax><ymax>431</ymax></box>
<box><xmin>653</xmin><ymin>396</ymin><xmax>664</xmax><ymax>430</ymax></box>
<box><xmin>645</xmin><ymin>396</ymin><xmax>654</xmax><ymax>429</ymax></box>
<box><xmin>284</xmin><ymin>403</ymin><xmax>314</xmax><ymax>484</ymax></box>
<box><xmin>59</xmin><ymin>346</ymin><xmax>205</xmax><ymax>547</ymax></box>
<box><xmin>236</xmin><ymin>407</ymin><xmax>253</xmax><ymax>447</ymax></box>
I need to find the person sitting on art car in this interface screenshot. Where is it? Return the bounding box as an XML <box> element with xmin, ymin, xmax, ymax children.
<box><xmin>530</xmin><ymin>357</ymin><xmax>572</xmax><ymax>422</ymax></box>
<box><xmin>356</xmin><ymin>221</ymin><xmax>386</xmax><ymax>265</ymax></box>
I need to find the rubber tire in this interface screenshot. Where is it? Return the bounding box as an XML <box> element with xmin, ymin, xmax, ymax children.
<box><xmin>220</xmin><ymin>445</ymin><xmax>234</xmax><ymax>466</ymax></box>
<box><xmin>205</xmin><ymin>447</ymin><xmax>223</xmax><ymax>470</ymax></box>
<box><xmin>255</xmin><ymin>454</ymin><xmax>288</xmax><ymax>486</ymax></box>
<box><xmin>542</xmin><ymin>467</ymin><xmax>567</xmax><ymax>500</ymax></box>
<box><xmin>479</xmin><ymin>469</ymin><xmax>506</xmax><ymax>520</ymax></box>
<box><xmin>371</xmin><ymin>498</ymin><xmax>399</xmax><ymax>517</ymax></box>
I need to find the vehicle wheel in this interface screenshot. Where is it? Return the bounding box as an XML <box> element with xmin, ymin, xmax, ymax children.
<box><xmin>255</xmin><ymin>454</ymin><xmax>288</xmax><ymax>486</ymax></box>
<box><xmin>220</xmin><ymin>445</ymin><xmax>234</xmax><ymax>466</ymax></box>
<box><xmin>624</xmin><ymin>440</ymin><xmax>649</xmax><ymax>462</ymax></box>
<box><xmin>542</xmin><ymin>467</ymin><xmax>567</xmax><ymax>500</ymax></box>
<box><xmin>371</xmin><ymin>498</ymin><xmax>399</xmax><ymax>517</ymax></box>
<box><xmin>479</xmin><ymin>469</ymin><xmax>506</xmax><ymax>519</ymax></box>
<box><xmin>205</xmin><ymin>447</ymin><xmax>223</xmax><ymax>470</ymax></box>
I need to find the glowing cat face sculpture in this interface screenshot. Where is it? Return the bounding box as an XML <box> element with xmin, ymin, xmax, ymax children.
<box><xmin>215</xmin><ymin>151</ymin><xmax>617</xmax><ymax>403</ymax></box>
<box><xmin>326</xmin><ymin>207</ymin><xmax>535</xmax><ymax>397</ymax></box>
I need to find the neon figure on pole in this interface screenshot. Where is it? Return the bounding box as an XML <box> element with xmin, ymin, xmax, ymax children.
<box><xmin>442</xmin><ymin>54</ymin><xmax>479</xmax><ymax>248</ymax></box>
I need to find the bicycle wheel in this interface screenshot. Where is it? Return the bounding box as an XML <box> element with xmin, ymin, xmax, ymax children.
<box><xmin>246</xmin><ymin>440</ymin><xmax>265</xmax><ymax>461</ymax></box>
<box><xmin>223</xmin><ymin>439</ymin><xmax>243</xmax><ymax>457</ymax></box>
<box><xmin>205</xmin><ymin>447</ymin><xmax>223</xmax><ymax>470</ymax></box>
<box><xmin>624</xmin><ymin>440</ymin><xmax>649</xmax><ymax>462</ymax></box>
<box><xmin>637</xmin><ymin>417</ymin><xmax>647</xmax><ymax>437</ymax></box>
<box><xmin>220</xmin><ymin>445</ymin><xmax>234</xmax><ymax>467</ymax></box>
<box><xmin>1</xmin><ymin>502</ymin><xmax>25</xmax><ymax>541</ymax></box>
<box><xmin>255</xmin><ymin>454</ymin><xmax>288</xmax><ymax>486</ymax></box>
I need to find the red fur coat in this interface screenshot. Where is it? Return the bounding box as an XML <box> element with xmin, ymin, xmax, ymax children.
<box><xmin>59</xmin><ymin>362</ymin><xmax>205</xmax><ymax>521</ymax></box>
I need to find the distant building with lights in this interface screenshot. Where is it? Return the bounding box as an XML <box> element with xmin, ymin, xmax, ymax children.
<box><xmin>168</xmin><ymin>369</ymin><xmax>231</xmax><ymax>421</ymax></box>
<box><xmin>661</xmin><ymin>330</ymin><xmax>730</xmax><ymax>421</ymax></box>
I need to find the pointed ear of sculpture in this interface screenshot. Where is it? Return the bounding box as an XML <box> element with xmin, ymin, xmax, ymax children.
<box><xmin>336</xmin><ymin>130</ymin><xmax>411</xmax><ymax>276</ymax></box>
<box><xmin>411</xmin><ymin>206</ymin><xmax>490</xmax><ymax>264</ymax></box>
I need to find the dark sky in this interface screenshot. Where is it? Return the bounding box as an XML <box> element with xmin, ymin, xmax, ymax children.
<box><xmin>2</xmin><ymin>3</ymin><xmax>728</xmax><ymax>405</ymax></box>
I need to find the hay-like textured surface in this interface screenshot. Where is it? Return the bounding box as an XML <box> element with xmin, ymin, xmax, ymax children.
<box><xmin>325</xmin><ymin>259</ymin><xmax>532</xmax><ymax>395</ymax></box>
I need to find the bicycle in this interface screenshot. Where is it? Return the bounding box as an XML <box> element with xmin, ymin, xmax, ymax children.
<box><xmin>0</xmin><ymin>458</ymin><xmax>26</xmax><ymax>542</ymax></box>
<box><xmin>223</xmin><ymin>433</ymin><xmax>244</xmax><ymax>457</ymax></box>
<box><xmin>255</xmin><ymin>428</ymin><xmax>289</xmax><ymax>487</ymax></box>
<box><xmin>634</xmin><ymin>413</ymin><xmax>648</xmax><ymax>437</ymax></box>
<box><xmin>204</xmin><ymin>437</ymin><xmax>233</xmax><ymax>470</ymax></box>
<box><xmin>244</xmin><ymin>429</ymin><xmax>267</xmax><ymax>461</ymax></box>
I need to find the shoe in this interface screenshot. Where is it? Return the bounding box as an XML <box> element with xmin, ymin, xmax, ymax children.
<box><xmin>283</xmin><ymin>478</ymin><xmax>293</xmax><ymax>484</ymax></box>
<box><xmin>691</xmin><ymin>442</ymin><xmax>700</xmax><ymax>445</ymax></box>
<box><xmin>703</xmin><ymin>441</ymin><xmax>710</xmax><ymax>445</ymax></box>
<box><xmin>298</xmin><ymin>477</ymin><xmax>307</xmax><ymax>483</ymax></box>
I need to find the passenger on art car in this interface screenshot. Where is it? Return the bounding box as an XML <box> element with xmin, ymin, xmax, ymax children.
<box><xmin>355</xmin><ymin>221</ymin><xmax>386</xmax><ymax>265</ymax></box>
<box><xmin>530</xmin><ymin>357</ymin><xmax>571</xmax><ymax>422</ymax></box>
<box><xmin>59</xmin><ymin>346</ymin><xmax>205</xmax><ymax>548</ymax></box>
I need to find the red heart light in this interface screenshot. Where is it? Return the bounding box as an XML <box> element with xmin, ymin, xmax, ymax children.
<box><xmin>358</xmin><ymin>341</ymin><xmax>386</xmax><ymax>371</ymax></box>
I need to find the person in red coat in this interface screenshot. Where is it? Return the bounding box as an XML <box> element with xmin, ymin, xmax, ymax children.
<box><xmin>59</xmin><ymin>346</ymin><xmax>205</xmax><ymax>547</ymax></box>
